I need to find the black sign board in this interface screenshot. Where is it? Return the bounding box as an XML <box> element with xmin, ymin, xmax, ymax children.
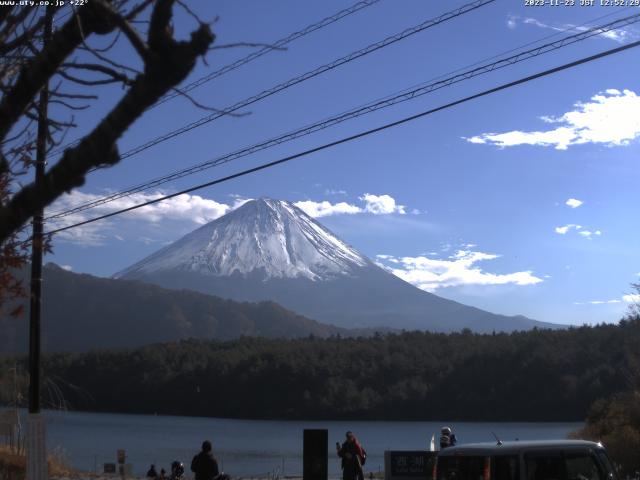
<box><xmin>104</xmin><ymin>463</ymin><xmax>116</xmax><ymax>474</ymax></box>
<box><xmin>303</xmin><ymin>429</ymin><xmax>328</xmax><ymax>480</ymax></box>
<box><xmin>389</xmin><ymin>451</ymin><xmax>436</xmax><ymax>478</ymax></box>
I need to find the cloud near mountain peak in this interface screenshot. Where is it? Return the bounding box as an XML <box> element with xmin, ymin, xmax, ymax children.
<box><xmin>376</xmin><ymin>249</ymin><xmax>543</xmax><ymax>291</ymax></box>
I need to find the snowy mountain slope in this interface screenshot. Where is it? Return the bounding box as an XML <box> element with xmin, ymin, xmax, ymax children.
<box><xmin>116</xmin><ymin>198</ymin><xmax>369</xmax><ymax>281</ymax></box>
<box><xmin>116</xmin><ymin>198</ymin><xmax>560</xmax><ymax>333</ymax></box>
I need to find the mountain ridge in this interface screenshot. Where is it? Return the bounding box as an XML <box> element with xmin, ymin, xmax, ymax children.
<box><xmin>0</xmin><ymin>263</ymin><xmax>350</xmax><ymax>354</ymax></box>
<box><xmin>117</xmin><ymin>198</ymin><xmax>559</xmax><ymax>333</ymax></box>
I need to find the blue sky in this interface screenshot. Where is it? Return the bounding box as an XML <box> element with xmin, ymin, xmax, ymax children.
<box><xmin>41</xmin><ymin>0</ymin><xmax>640</xmax><ymax>326</ymax></box>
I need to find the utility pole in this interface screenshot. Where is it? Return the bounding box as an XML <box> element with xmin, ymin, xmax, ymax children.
<box><xmin>27</xmin><ymin>6</ymin><xmax>53</xmax><ymax>480</ymax></box>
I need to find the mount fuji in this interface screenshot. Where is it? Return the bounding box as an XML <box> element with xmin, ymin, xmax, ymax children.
<box><xmin>115</xmin><ymin>198</ymin><xmax>557</xmax><ymax>332</ymax></box>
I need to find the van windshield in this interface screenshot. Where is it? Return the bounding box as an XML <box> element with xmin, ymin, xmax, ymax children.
<box><xmin>594</xmin><ymin>450</ymin><xmax>618</xmax><ymax>480</ymax></box>
<box><xmin>437</xmin><ymin>456</ymin><xmax>485</xmax><ymax>480</ymax></box>
<box><xmin>524</xmin><ymin>451</ymin><xmax>606</xmax><ymax>480</ymax></box>
<box><xmin>437</xmin><ymin>456</ymin><xmax>519</xmax><ymax>480</ymax></box>
<box><xmin>494</xmin><ymin>456</ymin><xmax>520</xmax><ymax>480</ymax></box>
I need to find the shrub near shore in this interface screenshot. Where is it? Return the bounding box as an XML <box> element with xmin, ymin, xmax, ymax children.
<box><xmin>0</xmin><ymin>445</ymin><xmax>77</xmax><ymax>480</ymax></box>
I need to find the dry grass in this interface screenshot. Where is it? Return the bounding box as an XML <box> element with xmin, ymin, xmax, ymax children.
<box><xmin>0</xmin><ymin>444</ymin><xmax>81</xmax><ymax>479</ymax></box>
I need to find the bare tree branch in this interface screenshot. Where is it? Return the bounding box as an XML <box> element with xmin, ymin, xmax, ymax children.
<box><xmin>99</xmin><ymin>0</ymin><xmax>151</xmax><ymax>61</ymax></box>
<box><xmin>0</xmin><ymin>2</ymin><xmax>118</xmax><ymax>142</ymax></box>
<box><xmin>124</xmin><ymin>0</ymin><xmax>155</xmax><ymax>20</ymax></box>
<box><xmin>62</xmin><ymin>62</ymin><xmax>134</xmax><ymax>85</ymax></box>
<box><xmin>0</xmin><ymin>0</ymin><xmax>214</xmax><ymax>243</ymax></box>
<box><xmin>0</xmin><ymin>16</ymin><xmax>46</xmax><ymax>56</ymax></box>
<box><xmin>57</xmin><ymin>69</ymin><xmax>130</xmax><ymax>86</ymax></box>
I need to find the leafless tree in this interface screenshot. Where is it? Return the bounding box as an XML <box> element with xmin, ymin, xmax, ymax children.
<box><xmin>0</xmin><ymin>0</ymin><xmax>216</xmax><ymax>312</ymax></box>
<box><xmin>0</xmin><ymin>0</ymin><xmax>215</xmax><ymax>244</ymax></box>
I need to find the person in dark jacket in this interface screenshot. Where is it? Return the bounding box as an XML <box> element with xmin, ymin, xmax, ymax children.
<box><xmin>191</xmin><ymin>440</ymin><xmax>220</xmax><ymax>480</ymax></box>
<box><xmin>337</xmin><ymin>431</ymin><xmax>366</xmax><ymax>480</ymax></box>
<box><xmin>439</xmin><ymin>426</ymin><xmax>457</xmax><ymax>449</ymax></box>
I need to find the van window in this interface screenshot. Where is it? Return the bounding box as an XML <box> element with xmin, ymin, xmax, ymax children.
<box><xmin>493</xmin><ymin>456</ymin><xmax>520</xmax><ymax>480</ymax></box>
<box><xmin>525</xmin><ymin>451</ymin><xmax>605</xmax><ymax>480</ymax></box>
<box><xmin>437</xmin><ymin>456</ymin><xmax>485</xmax><ymax>480</ymax></box>
<box><xmin>565</xmin><ymin>453</ymin><xmax>603</xmax><ymax>480</ymax></box>
<box><xmin>525</xmin><ymin>453</ymin><xmax>564</xmax><ymax>480</ymax></box>
<box><xmin>594</xmin><ymin>450</ymin><xmax>617</xmax><ymax>480</ymax></box>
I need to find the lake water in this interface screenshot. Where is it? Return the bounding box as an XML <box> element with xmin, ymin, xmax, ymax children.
<box><xmin>39</xmin><ymin>410</ymin><xmax>582</xmax><ymax>477</ymax></box>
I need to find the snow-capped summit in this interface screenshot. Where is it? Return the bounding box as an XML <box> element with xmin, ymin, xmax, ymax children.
<box><xmin>115</xmin><ymin>198</ymin><xmax>369</xmax><ymax>281</ymax></box>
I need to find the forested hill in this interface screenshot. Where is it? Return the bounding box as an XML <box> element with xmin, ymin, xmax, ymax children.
<box><xmin>4</xmin><ymin>317</ymin><xmax>637</xmax><ymax>422</ymax></box>
<box><xmin>0</xmin><ymin>264</ymin><xmax>346</xmax><ymax>354</ymax></box>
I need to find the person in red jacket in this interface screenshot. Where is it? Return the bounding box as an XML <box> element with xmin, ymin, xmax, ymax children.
<box><xmin>337</xmin><ymin>431</ymin><xmax>367</xmax><ymax>480</ymax></box>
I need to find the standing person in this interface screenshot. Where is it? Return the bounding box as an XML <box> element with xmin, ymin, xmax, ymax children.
<box><xmin>159</xmin><ymin>468</ymin><xmax>167</xmax><ymax>480</ymax></box>
<box><xmin>439</xmin><ymin>426</ymin><xmax>458</xmax><ymax>449</ymax></box>
<box><xmin>147</xmin><ymin>464</ymin><xmax>158</xmax><ymax>478</ymax></box>
<box><xmin>337</xmin><ymin>431</ymin><xmax>367</xmax><ymax>480</ymax></box>
<box><xmin>191</xmin><ymin>440</ymin><xmax>220</xmax><ymax>480</ymax></box>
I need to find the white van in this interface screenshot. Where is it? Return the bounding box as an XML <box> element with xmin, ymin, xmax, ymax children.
<box><xmin>436</xmin><ymin>440</ymin><xmax>616</xmax><ymax>480</ymax></box>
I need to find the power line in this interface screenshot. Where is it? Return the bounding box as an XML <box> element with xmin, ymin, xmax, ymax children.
<box><xmin>44</xmin><ymin>38</ymin><xmax>640</xmax><ymax>237</ymax></box>
<box><xmin>79</xmin><ymin>0</ymin><xmax>496</xmax><ymax>163</ymax></box>
<box><xmin>45</xmin><ymin>12</ymin><xmax>640</xmax><ymax>221</ymax></box>
<box><xmin>47</xmin><ymin>0</ymin><xmax>382</xmax><ymax>157</ymax></box>
<box><xmin>152</xmin><ymin>0</ymin><xmax>382</xmax><ymax>108</ymax></box>
<box><xmin>372</xmin><ymin>6</ymin><xmax>634</xmax><ymax>105</ymax></box>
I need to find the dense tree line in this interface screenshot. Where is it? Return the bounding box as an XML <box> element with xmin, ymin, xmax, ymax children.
<box><xmin>2</xmin><ymin>317</ymin><xmax>639</xmax><ymax>422</ymax></box>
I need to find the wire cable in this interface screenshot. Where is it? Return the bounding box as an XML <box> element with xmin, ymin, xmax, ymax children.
<box><xmin>44</xmin><ymin>38</ymin><xmax>640</xmax><ymax>237</ymax></box>
<box><xmin>152</xmin><ymin>0</ymin><xmax>383</xmax><ymax>108</ymax></box>
<box><xmin>47</xmin><ymin>0</ymin><xmax>383</xmax><ymax>157</ymax></box>
<box><xmin>45</xmin><ymin>11</ymin><xmax>640</xmax><ymax>221</ymax></box>
<box><xmin>50</xmin><ymin>0</ymin><xmax>496</xmax><ymax>163</ymax></box>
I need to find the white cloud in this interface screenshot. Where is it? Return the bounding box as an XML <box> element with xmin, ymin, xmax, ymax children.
<box><xmin>575</xmin><ymin>295</ymin><xmax>640</xmax><ymax>305</ymax></box>
<box><xmin>60</xmin><ymin>265</ymin><xmax>73</xmax><ymax>271</ymax></box>
<box><xmin>324</xmin><ymin>189</ymin><xmax>347</xmax><ymax>196</ymax></box>
<box><xmin>565</xmin><ymin>198</ymin><xmax>583</xmax><ymax>208</ymax></box>
<box><xmin>294</xmin><ymin>200</ymin><xmax>361</xmax><ymax>218</ymax></box>
<box><xmin>294</xmin><ymin>194</ymin><xmax>410</xmax><ymax>218</ymax></box>
<box><xmin>506</xmin><ymin>14</ymin><xmax>517</xmax><ymax>30</ymax></box>
<box><xmin>47</xmin><ymin>190</ymin><xmax>234</xmax><ymax>246</ymax></box>
<box><xmin>555</xmin><ymin>224</ymin><xmax>601</xmax><ymax>238</ymax></box>
<box><xmin>465</xmin><ymin>89</ymin><xmax>640</xmax><ymax>150</ymax></box>
<box><xmin>376</xmin><ymin>249</ymin><xmax>542</xmax><ymax>291</ymax></box>
<box><xmin>578</xmin><ymin>230</ymin><xmax>601</xmax><ymax>239</ymax></box>
<box><xmin>47</xmin><ymin>191</ymin><xmax>412</xmax><ymax>246</ymax></box>
<box><xmin>137</xmin><ymin>236</ymin><xmax>162</xmax><ymax>245</ymax></box>
<box><xmin>576</xmin><ymin>294</ymin><xmax>640</xmax><ymax>306</ymax></box>
<box><xmin>555</xmin><ymin>224</ymin><xmax>582</xmax><ymax>235</ymax></box>
<box><xmin>518</xmin><ymin>17</ymin><xmax>634</xmax><ymax>43</ymax></box>
<box><xmin>623</xmin><ymin>294</ymin><xmax>640</xmax><ymax>303</ymax></box>
<box><xmin>360</xmin><ymin>193</ymin><xmax>406</xmax><ymax>215</ymax></box>
<box><xmin>573</xmin><ymin>299</ymin><xmax>621</xmax><ymax>305</ymax></box>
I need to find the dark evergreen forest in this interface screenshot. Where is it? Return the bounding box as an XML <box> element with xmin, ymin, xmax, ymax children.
<box><xmin>3</xmin><ymin>316</ymin><xmax>638</xmax><ymax>422</ymax></box>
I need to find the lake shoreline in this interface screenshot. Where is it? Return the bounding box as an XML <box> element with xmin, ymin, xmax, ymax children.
<box><xmin>22</xmin><ymin>406</ymin><xmax>586</xmax><ymax>424</ymax></box>
<box><xmin>31</xmin><ymin>410</ymin><xmax>583</xmax><ymax>477</ymax></box>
